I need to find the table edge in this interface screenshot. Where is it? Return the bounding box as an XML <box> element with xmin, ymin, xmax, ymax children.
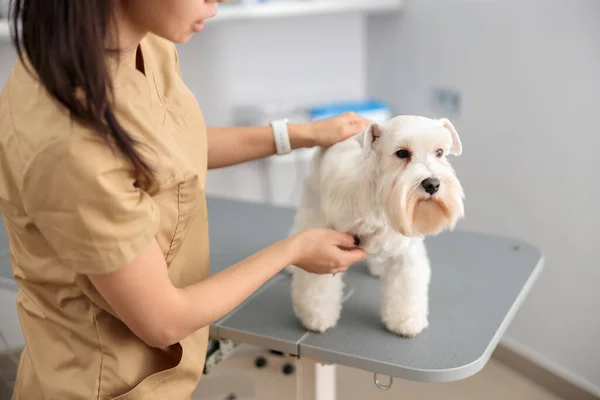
<box><xmin>297</xmin><ymin>254</ymin><xmax>545</xmax><ymax>382</ymax></box>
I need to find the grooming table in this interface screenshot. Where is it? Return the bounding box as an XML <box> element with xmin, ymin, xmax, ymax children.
<box><xmin>0</xmin><ymin>198</ymin><xmax>544</xmax><ymax>398</ymax></box>
<box><xmin>205</xmin><ymin>197</ymin><xmax>544</xmax><ymax>397</ymax></box>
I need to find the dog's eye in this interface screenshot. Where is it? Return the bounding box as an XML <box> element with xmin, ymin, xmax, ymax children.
<box><xmin>435</xmin><ymin>149</ymin><xmax>444</xmax><ymax>158</ymax></box>
<box><xmin>395</xmin><ymin>149</ymin><xmax>410</xmax><ymax>159</ymax></box>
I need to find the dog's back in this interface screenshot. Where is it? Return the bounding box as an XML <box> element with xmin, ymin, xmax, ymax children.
<box><xmin>293</xmin><ymin>135</ymin><xmax>379</xmax><ymax>236</ymax></box>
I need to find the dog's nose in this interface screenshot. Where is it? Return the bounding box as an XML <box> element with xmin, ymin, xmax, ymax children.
<box><xmin>421</xmin><ymin>178</ymin><xmax>440</xmax><ymax>195</ymax></box>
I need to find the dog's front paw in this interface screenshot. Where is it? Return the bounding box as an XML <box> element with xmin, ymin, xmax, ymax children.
<box><xmin>291</xmin><ymin>269</ymin><xmax>344</xmax><ymax>334</ymax></box>
<box><xmin>299</xmin><ymin>312</ymin><xmax>339</xmax><ymax>333</ymax></box>
<box><xmin>383</xmin><ymin>313</ymin><xmax>429</xmax><ymax>338</ymax></box>
<box><xmin>293</xmin><ymin>298</ymin><xmax>341</xmax><ymax>333</ymax></box>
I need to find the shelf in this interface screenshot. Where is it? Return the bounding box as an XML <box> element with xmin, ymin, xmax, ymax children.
<box><xmin>210</xmin><ymin>0</ymin><xmax>404</xmax><ymax>23</ymax></box>
<box><xmin>0</xmin><ymin>1</ymin><xmax>404</xmax><ymax>40</ymax></box>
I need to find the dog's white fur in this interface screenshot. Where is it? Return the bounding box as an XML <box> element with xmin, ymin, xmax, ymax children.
<box><xmin>287</xmin><ymin>115</ymin><xmax>465</xmax><ymax>337</ymax></box>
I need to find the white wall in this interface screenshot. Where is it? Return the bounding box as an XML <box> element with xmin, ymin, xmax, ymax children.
<box><xmin>366</xmin><ymin>0</ymin><xmax>599</xmax><ymax>394</ymax></box>
<box><xmin>0</xmin><ymin>43</ymin><xmax>14</xmax><ymax>84</ymax></box>
<box><xmin>176</xmin><ymin>15</ymin><xmax>367</xmax><ymax>203</ymax></box>
<box><xmin>179</xmin><ymin>15</ymin><xmax>367</xmax><ymax>127</ymax></box>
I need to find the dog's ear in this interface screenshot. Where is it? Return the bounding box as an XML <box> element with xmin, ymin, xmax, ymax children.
<box><xmin>355</xmin><ymin>122</ymin><xmax>382</xmax><ymax>158</ymax></box>
<box><xmin>440</xmin><ymin>118</ymin><xmax>462</xmax><ymax>156</ymax></box>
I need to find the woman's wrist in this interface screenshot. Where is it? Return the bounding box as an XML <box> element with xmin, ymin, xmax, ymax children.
<box><xmin>275</xmin><ymin>234</ymin><xmax>298</xmax><ymax>267</ymax></box>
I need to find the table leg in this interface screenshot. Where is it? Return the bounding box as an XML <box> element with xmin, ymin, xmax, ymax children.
<box><xmin>296</xmin><ymin>358</ymin><xmax>336</xmax><ymax>400</ymax></box>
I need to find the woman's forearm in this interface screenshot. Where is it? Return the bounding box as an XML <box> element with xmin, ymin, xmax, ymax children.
<box><xmin>89</xmin><ymin>229</ymin><xmax>362</xmax><ymax>348</ymax></box>
<box><xmin>89</xmin><ymin>235</ymin><xmax>300</xmax><ymax>349</ymax></box>
<box><xmin>206</xmin><ymin>112</ymin><xmax>373</xmax><ymax>170</ymax></box>
<box><xmin>206</xmin><ymin>125</ymin><xmax>314</xmax><ymax>169</ymax></box>
<box><xmin>167</xmin><ymin>237</ymin><xmax>297</xmax><ymax>343</ymax></box>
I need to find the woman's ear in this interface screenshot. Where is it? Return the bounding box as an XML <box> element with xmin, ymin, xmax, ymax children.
<box><xmin>355</xmin><ymin>122</ymin><xmax>382</xmax><ymax>158</ymax></box>
<box><xmin>440</xmin><ymin>118</ymin><xmax>462</xmax><ymax>156</ymax></box>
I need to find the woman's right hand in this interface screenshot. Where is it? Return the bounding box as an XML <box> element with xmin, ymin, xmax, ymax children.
<box><xmin>88</xmin><ymin>229</ymin><xmax>367</xmax><ymax>349</ymax></box>
<box><xmin>289</xmin><ymin>228</ymin><xmax>368</xmax><ymax>275</ymax></box>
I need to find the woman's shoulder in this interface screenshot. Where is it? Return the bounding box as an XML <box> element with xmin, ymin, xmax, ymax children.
<box><xmin>0</xmin><ymin>58</ymin><xmax>81</xmax><ymax>166</ymax></box>
<box><xmin>0</xmin><ymin>60</ymin><xmax>139</xmax><ymax>186</ymax></box>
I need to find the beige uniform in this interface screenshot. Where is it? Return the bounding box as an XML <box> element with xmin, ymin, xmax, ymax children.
<box><xmin>0</xmin><ymin>34</ymin><xmax>210</xmax><ymax>399</ymax></box>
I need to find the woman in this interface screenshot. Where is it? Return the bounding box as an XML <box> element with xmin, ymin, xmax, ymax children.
<box><xmin>0</xmin><ymin>0</ymin><xmax>370</xmax><ymax>399</ymax></box>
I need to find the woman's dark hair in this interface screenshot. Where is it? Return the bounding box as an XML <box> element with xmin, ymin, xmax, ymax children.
<box><xmin>9</xmin><ymin>0</ymin><xmax>154</xmax><ymax>188</ymax></box>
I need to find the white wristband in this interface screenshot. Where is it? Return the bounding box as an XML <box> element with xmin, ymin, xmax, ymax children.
<box><xmin>270</xmin><ymin>118</ymin><xmax>291</xmax><ymax>155</ymax></box>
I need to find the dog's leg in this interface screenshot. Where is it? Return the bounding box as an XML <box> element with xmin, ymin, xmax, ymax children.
<box><xmin>381</xmin><ymin>240</ymin><xmax>431</xmax><ymax>338</ymax></box>
<box><xmin>291</xmin><ymin>269</ymin><xmax>344</xmax><ymax>333</ymax></box>
<box><xmin>287</xmin><ymin>207</ymin><xmax>344</xmax><ymax>332</ymax></box>
<box><xmin>367</xmin><ymin>257</ymin><xmax>385</xmax><ymax>278</ymax></box>
<box><xmin>284</xmin><ymin>157</ymin><xmax>323</xmax><ymax>275</ymax></box>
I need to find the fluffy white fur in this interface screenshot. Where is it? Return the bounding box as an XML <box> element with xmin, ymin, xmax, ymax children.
<box><xmin>287</xmin><ymin>115</ymin><xmax>465</xmax><ymax>338</ymax></box>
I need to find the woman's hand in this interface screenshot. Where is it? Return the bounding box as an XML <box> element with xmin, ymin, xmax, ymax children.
<box><xmin>296</xmin><ymin>112</ymin><xmax>372</xmax><ymax>148</ymax></box>
<box><xmin>289</xmin><ymin>228</ymin><xmax>368</xmax><ymax>275</ymax></box>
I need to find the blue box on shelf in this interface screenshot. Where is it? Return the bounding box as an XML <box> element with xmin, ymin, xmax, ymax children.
<box><xmin>307</xmin><ymin>99</ymin><xmax>391</xmax><ymax>122</ymax></box>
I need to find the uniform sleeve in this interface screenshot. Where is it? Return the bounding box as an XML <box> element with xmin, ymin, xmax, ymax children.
<box><xmin>20</xmin><ymin>134</ymin><xmax>160</xmax><ymax>275</ymax></box>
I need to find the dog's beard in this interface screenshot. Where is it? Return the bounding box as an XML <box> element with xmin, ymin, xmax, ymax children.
<box><xmin>385</xmin><ymin>172</ymin><xmax>464</xmax><ymax>237</ymax></box>
<box><xmin>413</xmin><ymin>175</ymin><xmax>463</xmax><ymax>235</ymax></box>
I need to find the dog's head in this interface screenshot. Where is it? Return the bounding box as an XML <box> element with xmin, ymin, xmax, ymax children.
<box><xmin>355</xmin><ymin>115</ymin><xmax>465</xmax><ymax>237</ymax></box>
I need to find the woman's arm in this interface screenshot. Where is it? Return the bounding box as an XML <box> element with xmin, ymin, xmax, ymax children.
<box><xmin>88</xmin><ymin>230</ymin><xmax>366</xmax><ymax>348</ymax></box>
<box><xmin>207</xmin><ymin>112</ymin><xmax>372</xmax><ymax>169</ymax></box>
<box><xmin>207</xmin><ymin>124</ymin><xmax>312</xmax><ymax>169</ymax></box>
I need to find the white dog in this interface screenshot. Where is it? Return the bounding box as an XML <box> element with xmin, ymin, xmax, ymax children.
<box><xmin>287</xmin><ymin>115</ymin><xmax>465</xmax><ymax>338</ymax></box>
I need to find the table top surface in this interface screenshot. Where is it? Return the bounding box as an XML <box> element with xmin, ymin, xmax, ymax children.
<box><xmin>0</xmin><ymin>196</ymin><xmax>544</xmax><ymax>383</ymax></box>
<box><xmin>207</xmin><ymin>197</ymin><xmax>544</xmax><ymax>383</ymax></box>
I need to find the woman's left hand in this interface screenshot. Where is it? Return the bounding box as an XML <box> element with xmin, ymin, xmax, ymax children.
<box><xmin>298</xmin><ymin>112</ymin><xmax>372</xmax><ymax>148</ymax></box>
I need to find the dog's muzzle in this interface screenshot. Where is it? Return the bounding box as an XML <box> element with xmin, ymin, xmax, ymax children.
<box><xmin>421</xmin><ymin>178</ymin><xmax>440</xmax><ymax>195</ymax></box>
